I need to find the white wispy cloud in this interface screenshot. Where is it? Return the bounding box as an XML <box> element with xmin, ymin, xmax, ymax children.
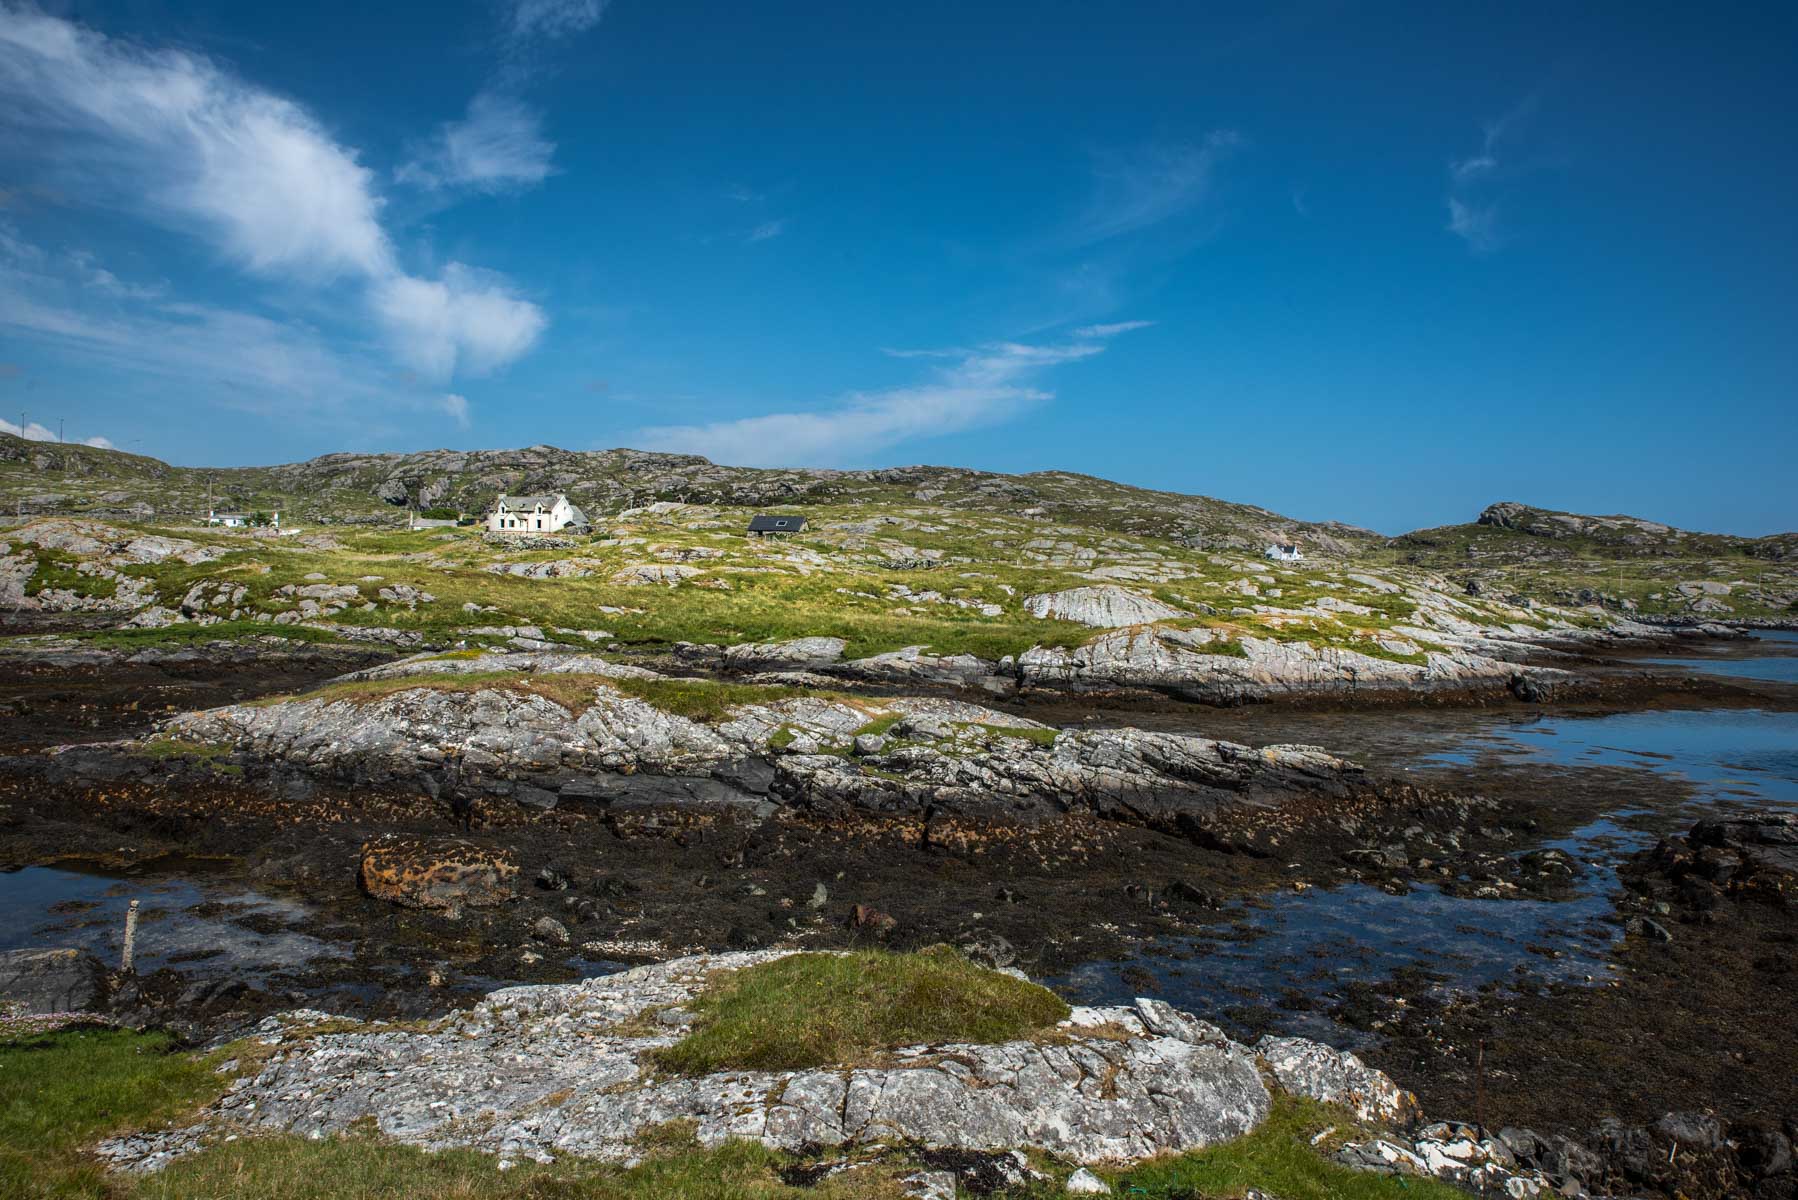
<box><xmin>637</xmin><ymin>323</ymin><xmax>1147</xmax><ymax>467</ymax></box>
<box><xmin>1445</xmin><ymin>197</ymin><xmax>1500</xmax><ymax>253</ymax></box>
<box><xmin>1445</xmin><ymin>97</ymin><xmax>1541</xmax><ymax>253</ymax></box>
<box><xmin>397</xmin><ymin>91</ymin><xmax>556</xmax><ymax>192</ymax></box>
<box><xmin>1069</xmin><ymin>132</ymin><xmax>1241</xmax><ymax>247</ymax></box>
<box><xmin>439</xmin><ymin>393</ymin><xmax>471</xmax><ymax>429</ymax></box>
<box><xmin>506</xmin><ymin>0</ymin><xmax>609</xmax><ymax>45</ymax></box>
<box><xmin>0</xmin><ymin>224</ymin><xmax>473</xmax><ymax>437</ymax></box>
<box><xmin>371</xmin><ymin>263</ymin><xmax>547</xmax><ymax>378</ymax></box>
<box><xmin>746</xmin><ymin>218</ymin><xmax>787</xmax><ymax>243</ymax></box>
<box><xmin>0</xmin><ymin>6</ymin><xmax>545</xmax><ymax>381</ymax></box>
<box><xmin>1072</xmin><ymin>320</ymin><xmax>1154</xmax><ymax>338</ymax></box>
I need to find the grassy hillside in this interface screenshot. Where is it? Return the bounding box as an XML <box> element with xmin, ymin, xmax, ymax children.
<box><xmin>0</xmin><ymin>433</ymin><xmax>1371</xmax><ymax>552</ymax></box>
<box><xmin>3</xmin><ymin>436</ymin><xmax>1792</xmax><ymax>639</ymax></box>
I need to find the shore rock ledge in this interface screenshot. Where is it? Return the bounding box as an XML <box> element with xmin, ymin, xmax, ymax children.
<box><xmin>100</xmin><ymin>951</ymin><xmax>1413</xmax><ymax>1173</ymax></box>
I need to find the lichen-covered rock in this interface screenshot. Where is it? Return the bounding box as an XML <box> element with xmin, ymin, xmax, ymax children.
<box><xmin>358</xmin><ymin>836</ymin><xmax>518</xmax><ymax>910</ymax></box>
<box><xmin>151</xmin><ymin>662</ymin><xmax>1371</xmax><ymax>829</ymax></box>
<box><xmin>98</xmin><ymin>952</ymin><xmax>1334</xmax><ymax>1174</ymax></box>
<box><xmin>1018</xmin><ymin>625</ymin><xmax>1569</xmax><ymax>704</ymax></box>
<box><xmin>1254</xmin><ymin>1035</ymin><xmax>1419</xmax><ymax>1124</ymax></box>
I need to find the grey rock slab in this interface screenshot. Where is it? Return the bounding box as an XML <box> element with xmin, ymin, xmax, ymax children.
<box><xmin>94</xmin><ymin>951</ymin><xmax>1435</xmax><ymax>1174</ymax></box>
<box><xmin>0</xmin><ymin>947</ymin><xmax>108</xmax><ymax>1014</ymax></box>
<box><xmin>1023</xmin><ymin>585</ymin><xmax>1187</xmax><ymax>628</ymax></box>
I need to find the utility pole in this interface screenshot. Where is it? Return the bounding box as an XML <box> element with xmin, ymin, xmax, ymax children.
<box><xmin>58</xmin><ymin>419</ymin><xmax>64</xmax><ymax>444</ymax></box>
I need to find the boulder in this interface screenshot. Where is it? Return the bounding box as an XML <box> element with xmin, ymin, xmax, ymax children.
<box><xmin>358</xmin><ymin>836</ymin><xmax>518</xmax><ymax>911</ymax></box>
<box><xmin>0</xmin><ymin>947</ymin><xmax>108</xmax><ymax>1014</ymax></box>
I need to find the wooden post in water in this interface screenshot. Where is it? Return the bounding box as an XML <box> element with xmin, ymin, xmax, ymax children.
<box><xmin>1475</xmin><ymin>1038</ymin><xmax>1487</xmax><ymax>1140</ymax></box>
<box><xmin>120</xmin><ymin>899</ymin><xmax>140</xmax><ymax>974</ymax></box>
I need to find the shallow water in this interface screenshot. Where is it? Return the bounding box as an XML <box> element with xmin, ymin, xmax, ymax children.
<box><xmin>1639</xmin><ymin>628</ymin><xmax>1798</xmax><ymax>685</ymax></box>
<box><xmin>1054</xmin><ymin>633</ymin><xmax>1798</xmax><ymax>1040</ymax></box>
<box><xmin>0</xmin><ymin>864</ymin><xmax>347</xmax><ymax>979</ymax></box>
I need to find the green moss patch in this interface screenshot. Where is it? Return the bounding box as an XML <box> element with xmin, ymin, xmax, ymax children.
<box><xmin>653</xmin><ymin>950</ymin><xmax>1070</xmax><ymax>1075</ymax></box>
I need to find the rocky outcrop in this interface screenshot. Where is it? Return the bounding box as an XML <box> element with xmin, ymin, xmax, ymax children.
<box><xmin>98</xmin><ymin>951</ymin><xmax>1413</xmax><ymax>1174</ymax></box>
<box><xmin>357</xmin><ymin>836</ymin><xmax>518</xmax><ymax>911</ymax></box>
<box><xmin>146</xmin><ymin>657</ymin><xmax>1370</xmax><ymax>827</ymax></box>
<box><xmin>0</xmin><ymin>947</ymin><xmax>108</xmax><ymax>1014</ymax></box>
<box><xmin>1016</xmin><ymin>626</ymin><xmax>1567</xmax><ymax>703</ymax></box>
<box><xmin>1254</xmin><ymin>1035</ymin><xmax>1418</xmax><ymax>1124</ymax></box>
<box><xmin>1023</xmin><ymin>585</ymin><xmax>1187</xmax><ymax>628</ymax></box>
<box><xmin>1630</xmin><ymin>811</ymin><xmax>1798</xmax><ymax>908</ymax></box>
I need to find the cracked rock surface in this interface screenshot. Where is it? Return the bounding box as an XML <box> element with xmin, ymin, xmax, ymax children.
<box><xmin>98</xmin><ymin>951</ymin><xmax>1413</xmax><ymax>1174</ymax></box>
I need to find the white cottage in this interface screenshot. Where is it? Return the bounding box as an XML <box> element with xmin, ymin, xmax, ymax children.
<box><xmin>1265</xmin><ymin>543</ymin><xmax>1303</xmax><ymax>563</ymax></box>
<box><xmin>485</xmin><ymin>492</ymin><xmax>587</xmax><ymax>534</ymax></box>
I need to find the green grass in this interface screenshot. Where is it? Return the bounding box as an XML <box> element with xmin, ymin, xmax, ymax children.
<box><xmin>0</xmin><ymin>1026</ymin><xmax>228</xmax><ymax>1199</ymax></box>
<box><xmin>970</xmin><ymin>722</ymin><xmax>1059</xmax><ymax>747</ymax></box>
<box><xmin>652</xmin><ymin>950</ymin><xmax>1071</xmax><ymax>1075</ymax></box>
<box><xmin>1096</xmin><ymin>1095</ymin><xmax>1469</xmax><ymax>1200</ymax></box>
<box><xmin>601</xmin><ymin>677</ymin><xmax>866</xmax><ymax>724</ymax></box>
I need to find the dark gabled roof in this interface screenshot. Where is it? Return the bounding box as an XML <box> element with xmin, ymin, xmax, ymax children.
<box><xmin>492</xmin><ymin>493</ymin><xmax>557</xmax><ymax>512</ymax></box>
<box><xmin>747</xmin><ymin>514</ymin><xmax>807</xmax><ymax>533</ymax></box>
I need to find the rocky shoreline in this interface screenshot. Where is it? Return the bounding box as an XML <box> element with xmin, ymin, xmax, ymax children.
<box><xmin>3</xmin><ymin>629</ymin><xmax>1794</xmax><ymax>1198</ymax></box>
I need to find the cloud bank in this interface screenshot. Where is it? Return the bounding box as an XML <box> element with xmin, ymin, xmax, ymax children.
<box><xmin>0</xmin><ymin>5</ymin><xmax>545</xmax><ymax>382</ymax></box>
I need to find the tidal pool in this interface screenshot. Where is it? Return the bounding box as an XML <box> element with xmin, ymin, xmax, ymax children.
<box><xmin>1058</xmin><ymin>631</ymin><xmax>1798</xmax><ymax>1041</ymax></box>
<box><xmin>0</xmin><ymin>863</ymin><xmax>347</xmax><ymax>980</ymax></box>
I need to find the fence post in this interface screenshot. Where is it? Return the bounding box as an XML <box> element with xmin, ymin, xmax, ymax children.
<box><xmin>120</xmin><ymin>899</ymin><xmax>140</xmax><ymax>974</ymax></box>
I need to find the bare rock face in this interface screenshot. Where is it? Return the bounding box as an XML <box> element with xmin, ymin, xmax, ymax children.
<box><xmin>1023</xmin><ymin>585</ymin><xmax>1187</xmax><ymax>628</ymax></box>
<box><xmin>1017</xmin><ymin>626</ymin><xmax>1561</xmax><ymax>703</ymax></box>
<box><xmin>155</xmin><ymin>668</ymin><xmax>1369</xmax><ymax>830</ymax></box>
<box><xmin>358</xmin><ymin>836</ymin><xmax>518</xmax><ymax>911</ymax></box>
<box><xmin>1254</xmin><ymin>1036</ymin><xmax>1419</xmax><ymax>1124</ymax></box>
<box><xmin>0</xmin><ymin>947</ymin><xmax>108</xmax><ymax>1014</ymax></box>
<box><xmin>102</xmin><ymin>952</ymin><xmax>1409</xmax><ymax>1174</ymax></box>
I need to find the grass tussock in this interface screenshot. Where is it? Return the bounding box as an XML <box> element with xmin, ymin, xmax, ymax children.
<box><xmin>652</xmin><ymin>949</ymin><xmax>1071</xmax><ymax>1075</ymax></box>
<box><xmin>1099</xmin><ymin>1094</ymin><xmax>1469</xmax><ymax>1200</ymax></box>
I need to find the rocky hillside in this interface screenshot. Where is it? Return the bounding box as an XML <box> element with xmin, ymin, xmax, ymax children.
<box><xmin>1376</xmin><ymin>502</ymin><xmax>1797</xmax><ymax>619</ymax></box>
<box><xmin>0</xmin><ymin>433</ymin><xmax>1369</xmax><ymax>552</ymax></box>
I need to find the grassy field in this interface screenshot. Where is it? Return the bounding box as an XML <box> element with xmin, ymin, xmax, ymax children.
<box><xmin>1</xmin><ymin>1022</ymin><xmax>1469</xmax><ymax>1200</ymax></box>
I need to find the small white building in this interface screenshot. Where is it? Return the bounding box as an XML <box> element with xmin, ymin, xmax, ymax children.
<box><xmin>208</xmin><ymin>510</ymin><xmax>278</xmax><ymax>529</ymax></box>
<box><xmin>486</xmin><ymin>492</ymin><xmax>587</xmax><ymax>534</ymax></box>
<box><xmin>1265</xmin><ymin>543</ymin><xmax>1303</xmax><ymax>563</ymax></box>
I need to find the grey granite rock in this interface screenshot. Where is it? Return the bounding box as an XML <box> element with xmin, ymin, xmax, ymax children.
<box><xmin>100</xmin><ymin>952</ymin><xmax>1418</xmax><ymax>1175</ymax></box>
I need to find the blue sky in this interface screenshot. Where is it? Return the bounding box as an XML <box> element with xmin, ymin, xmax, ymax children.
<box><xmin>1</xmin><ymin>1</ymin><xmax>1794</xmax><ymax>534</ymax></box>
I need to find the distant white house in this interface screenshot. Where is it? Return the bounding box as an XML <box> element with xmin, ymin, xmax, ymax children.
<box><xmin>208</xmin><ymin>510</ymin><xmax>278</xmax><ymax>529</ymax></box>
<box><xmin>1265</xmin><ymin>543</ymin><xmax>1303</xmax><ymax>563</ymax></box>
<box><xmin>486</xmin><ymin>492</ymin><xmax>587</xmax><ymax>534</ymax></box>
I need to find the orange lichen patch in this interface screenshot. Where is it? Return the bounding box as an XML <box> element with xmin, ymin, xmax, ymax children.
<box><xmin>357</xmin><ymin>835</ymin><xmax>519</xmax><ymax>910</ymax></box>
